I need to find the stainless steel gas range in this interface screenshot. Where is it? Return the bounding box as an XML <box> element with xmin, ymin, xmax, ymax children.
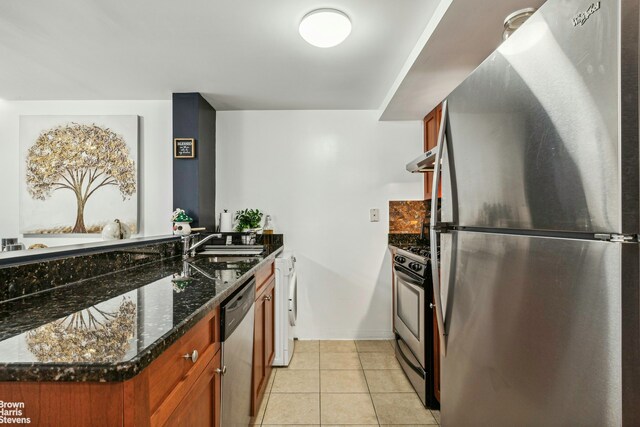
<box><xmin>392</xmin><ymin>245</ymin><xmax>439</xmax><ymax>408</ymax></box>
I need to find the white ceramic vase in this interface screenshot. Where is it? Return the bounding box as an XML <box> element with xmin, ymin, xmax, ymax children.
<box><xmin>173</xmin><ymin>222</ymin><xmax>192</xmax><ymax>236</ymax></box>
<box><xmin>101</xmin><ymin>219</ymin><xmax>131</xmax><ymax>240</ymax></box>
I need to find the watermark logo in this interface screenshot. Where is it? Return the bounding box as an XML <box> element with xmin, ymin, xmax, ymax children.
<box><xmin>573</xmin><ymin>2</ymin><xmax>601</xmax><ymax>26</ymax></box>
<box><xmin>0</xmin><ymin>401</ymin><xmax>30</xmax><ymax>424</ymax></box>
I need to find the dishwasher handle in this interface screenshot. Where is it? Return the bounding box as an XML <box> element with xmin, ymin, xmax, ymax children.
<box><xmin>220</xmin><ymin>277</ymin><xmax>256</xmax><ymax>341</ymax></box>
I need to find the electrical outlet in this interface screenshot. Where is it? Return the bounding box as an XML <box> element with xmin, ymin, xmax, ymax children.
<box><xmin>370</xmin><ymin>208</ymin><xmax>380</xmax><ymax>222</ymax></box>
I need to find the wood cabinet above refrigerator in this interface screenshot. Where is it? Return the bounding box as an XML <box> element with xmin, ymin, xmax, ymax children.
<box><xmin>423</xmin><ymin>103</ymin><xmax>442</xmax><ymax>200</ymax></box>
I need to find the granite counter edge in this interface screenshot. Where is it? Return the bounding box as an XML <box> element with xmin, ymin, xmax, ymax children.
<box><xmin>0</xmin><ymin>246</ymin><xmax>284</xmax><ymax>382</ymax></box>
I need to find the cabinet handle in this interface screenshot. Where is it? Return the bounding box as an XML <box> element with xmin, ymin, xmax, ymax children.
<box><xmin>215</xmin><ymin>366</ymin><xmax>227</xmax><ymax>376</ymax></box>
<box><xmin>263</xmin><ymin>295</ymin><xmax>272</xmax><ymax>301</ymax></box>
<box><xmin>182</xmin><ymin>350</ymin><xmax>198</xmax><ymax>363</ymax></box>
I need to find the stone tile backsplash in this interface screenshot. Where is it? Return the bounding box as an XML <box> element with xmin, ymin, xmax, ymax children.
<box><xmin>389</xmin><ymin>200</ymin><xmax>429</xmax><ymax>234</ymax></box>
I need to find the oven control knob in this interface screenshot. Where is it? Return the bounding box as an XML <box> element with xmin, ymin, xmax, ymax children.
<box><xmin>395</xmin><ymin>256</ymin><xmax>406</xmax><ymax>263</ymax></box>
<box><xmin>409</xmin><ymin>263</ymin><xmax>422</xmax><ymax>272</ymax></box>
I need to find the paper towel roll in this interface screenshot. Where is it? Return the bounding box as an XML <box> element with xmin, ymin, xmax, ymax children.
<box><xmin>219</xmin><ymin>212</ymin><xmax>233</xmax><ymax>232</ymax></box>
<box><xmin>221</xmin><ymin>269</ymin><xmax>236</xmax><ymax>284</ymax></box>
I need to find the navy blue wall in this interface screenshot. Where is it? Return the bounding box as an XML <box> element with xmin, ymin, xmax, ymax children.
<box><xmin>172</xmin><ymin>93</ymin><xmax>216</xmax><ymax>230</ymax></box>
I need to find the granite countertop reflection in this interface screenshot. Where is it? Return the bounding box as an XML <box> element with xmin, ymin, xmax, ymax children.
<box><xmin>0</xmin><ymin>246</ymin><xmax>283</xmax><ymax>382</ymax></box>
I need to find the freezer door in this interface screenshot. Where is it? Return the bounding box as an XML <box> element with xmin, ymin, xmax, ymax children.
<box><xmin>441</xmin><ymin>230</ymin><xmax>627</xmax><ymax>426</ymax></box>
<box><xmin>444</xmin><ymin>0</ymin><xmax>639</xmax><ymax>234</ymax></box>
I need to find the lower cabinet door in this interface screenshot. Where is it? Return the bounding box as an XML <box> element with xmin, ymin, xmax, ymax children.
<box><xmin>251</xmin><ymin>278</ymin><xmax>277</xmax><ymax>417</ymax></box>
<box><xmin>163</xmin><ymin>351</ymin><xmax>221</xmax><ymax>427</ymax></box>
<box><xmin>264</xmin><ymin>279</ymin><xmax>276</xmax><ymax>368</ymax></box>
<box><xmin>251</xmin><ymin>294</ymin><xmax>266</xmax><ymax>416</ymax></box>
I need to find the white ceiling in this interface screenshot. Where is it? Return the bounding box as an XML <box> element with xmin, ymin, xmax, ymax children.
<box><xmin>0</xmin><ymin>0</ymin><xmax>440</xmax><ymax>110</ymax></box>
<box><xmin>379</xmin><ymin>0</ymin><xmax>548</xmax><ymax>120</ymax></box>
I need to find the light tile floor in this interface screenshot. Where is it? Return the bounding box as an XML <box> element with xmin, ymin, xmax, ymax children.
<box><xmin>251</xmin><ymin>340</ymin><xmax>440</xmax><ymax>426</ymax></box>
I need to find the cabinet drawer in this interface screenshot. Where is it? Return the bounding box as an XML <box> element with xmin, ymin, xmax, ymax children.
<box><xmin>162</xmin><ymin>351</ymin><xmax>221</xmax><ymax>427</ymax></box>
<box><xmin>255</xmin><ymin>260</ymin><xmax>275</xmax><ymax>297</ymax></box>
<box><xmin>148</xmin><ymin>307</ymin><xmax>220</xmax><ymax>421</ymax></box>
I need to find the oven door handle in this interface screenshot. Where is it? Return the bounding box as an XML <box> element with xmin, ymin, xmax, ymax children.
<box><xmin>430</xmin><ymin>100</ymin><xmax>448</xmax><ymax>356</ymax></box>
<box><xmin>395</xmin><ymin>336</ymin><xmax>425</xmax><ymax>377</ymax></box>
<box><xmin>393</xmin><ymin>266</ymin><xmax>425</xmax><ymax>289</ymax></box>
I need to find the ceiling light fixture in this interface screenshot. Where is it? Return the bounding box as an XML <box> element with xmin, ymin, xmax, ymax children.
<box><xmin>299</xmin><ymin>9</ymin><xmax>352</xmax><ymax>48</ymax></box>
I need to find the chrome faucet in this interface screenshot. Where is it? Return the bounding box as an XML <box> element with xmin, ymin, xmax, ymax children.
<box><xmin>182</xmin><ymin>233</ymin><xmax>222</xmax><ymax>259</ymax></box>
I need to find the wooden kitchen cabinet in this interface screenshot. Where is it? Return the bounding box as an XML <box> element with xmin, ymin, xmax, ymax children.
<box><xmin>255</xmin><ymin>258</ymin><xmax>275</xmax><ymax>295</ymax></box>
<box><xmin>0</xmin><ymin>382</ymin><xmax>124</xmax><ymax>427</ymax></box>
<box><xmin>251</xmin><ymin>260</ymin><xmax>276</xmax><ymax>416</ymax></box>
<box><xmin>0</xmin><ymin>308</ymin><xmax>222</xmax><ymax>427</ymax></box>
<box><xmin>423</xmin><ymin>103</ymin><xmax>443</xmax><ymax>200</ymax></box>
<box><xmin>162</xmin><ymin>351</ymin><xmax>221</xmax><ymax>427</ymax></box>
<box><xmin>264</xmin><ymin>279</ymin><xmax>276</xmax><ymax>369</ymax></box>
<box><xmin>253</xmin><ymin>289</ymin><xmax>265</xmax><ymax>413</ymax></box>
<box><xmin>141</xmin><ymin>307</ymin><xmax>221</xmax><ymax>427</ymax></box>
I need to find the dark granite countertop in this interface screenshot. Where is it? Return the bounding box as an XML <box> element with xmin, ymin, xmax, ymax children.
<box><xmin>0</xmin><ymin>245</ymin><xmax>283</xmax><ymax>382</ymax></box>
<box><xmin>388</xmin><ymin>233</ymin><xmax>429</xmax><ymax>250</ymax></box>
<box><xmin>388</xmin><ymin>233</ymin><xmax>420</xmax><ymax>247</ymax></box>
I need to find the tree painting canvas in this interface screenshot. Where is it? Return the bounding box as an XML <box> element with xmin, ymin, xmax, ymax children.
<box><xmin>19</xmin><ymin>116</ymin><xmax>138</xmax><ymax>235</ymax></box>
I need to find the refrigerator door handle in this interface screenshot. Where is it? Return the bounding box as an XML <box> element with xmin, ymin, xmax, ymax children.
<box><xmin>430</xmin><ymin>99</ymin><xmax>448</xmax><ymax>356</ymax></box>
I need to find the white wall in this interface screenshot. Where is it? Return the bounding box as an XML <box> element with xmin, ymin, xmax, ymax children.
<box><xmin>0</xmin><ymin>100</ymin><xmax>173</xmax><ymax>247</ymax></box>
<box><xmin>217</xmin><ymin>110</ymin><xmax>422</xmax><ymax>339</ymax></box>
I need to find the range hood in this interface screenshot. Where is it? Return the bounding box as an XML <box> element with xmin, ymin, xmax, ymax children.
<box><xmin>406</xmin><ymin>146</ymin><xmax>438</xmax><ymax>173</ymax></box>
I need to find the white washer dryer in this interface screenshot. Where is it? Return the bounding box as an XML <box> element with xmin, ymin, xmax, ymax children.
<box><xmin>273</xmin><ymin>251</ymin><xmax>297</xmax><ymax>366</ymax></box>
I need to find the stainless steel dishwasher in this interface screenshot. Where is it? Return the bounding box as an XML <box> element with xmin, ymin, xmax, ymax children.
<box><xmin>220</xmin><ymin>277</ymin><xmax>255</xmax><ymax>427</ymax></box>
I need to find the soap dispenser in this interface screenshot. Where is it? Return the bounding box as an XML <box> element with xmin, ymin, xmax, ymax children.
<box><xmin>263</xmin><ymin>215</ymin><xmax>274</xmax><ymax>234</ymax></box>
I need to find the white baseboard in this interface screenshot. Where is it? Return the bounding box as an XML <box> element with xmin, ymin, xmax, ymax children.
<box><xmin>294</xmin><ymin>329</ymin><xmax>395</xmax><ymax>340</ymax></box>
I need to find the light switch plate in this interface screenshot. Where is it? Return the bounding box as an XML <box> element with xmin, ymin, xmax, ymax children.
<box><xmin>370</xmin><ymin>208</ymin><xmax>380</xmax><ymax>222</ymax></box>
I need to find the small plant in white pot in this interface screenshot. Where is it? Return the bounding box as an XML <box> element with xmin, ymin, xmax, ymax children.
<box><xmin>234</xmin><ymin>209</ymin><xmax>263</xmax><ymax>233</ymax></box>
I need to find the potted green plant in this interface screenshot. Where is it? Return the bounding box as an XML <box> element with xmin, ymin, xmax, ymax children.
<box><xmin>234</xmin><ymin>209</ymin><xmax>263</xmax><ymax>232</ymax></box>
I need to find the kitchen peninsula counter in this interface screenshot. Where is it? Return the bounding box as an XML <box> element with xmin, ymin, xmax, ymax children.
<box><xmin>0</xmin><ymin>244</ymin><xmax>283</xmax><ymax>382</ymax></box>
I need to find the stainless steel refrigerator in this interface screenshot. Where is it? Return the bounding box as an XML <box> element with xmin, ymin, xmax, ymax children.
<box><xmin>422</xmin><ymin>0</ymin><xmax>640</xmax><ymax>425</ymax></box>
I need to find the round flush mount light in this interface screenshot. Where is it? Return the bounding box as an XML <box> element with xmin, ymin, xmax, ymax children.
<box><xmin>299</xmin><ymin>9</ymin><xmax>352</xmax><ymax>48</ymax></box>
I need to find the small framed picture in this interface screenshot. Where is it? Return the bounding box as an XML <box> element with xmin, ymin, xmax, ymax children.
<box><xmin>174</xmin><ymin>138</ymin><xmax>195</xmax><ymax>158</ymax></box>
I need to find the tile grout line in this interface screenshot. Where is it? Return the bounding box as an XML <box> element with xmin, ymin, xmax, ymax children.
<box><xmin>318</xmin><ymin>346</ymin><xmax>322</xmax><ymax>426</ymax></box>
<box><xmin>357</xmin><ymin>347</ymin><xmax>382</xmax><ymax>427</ymax></box>
<box><xmin>265</xmin><ymin>340</ymin><xmax>427</xmax><ymax>426</ymax></box>
<box><xmin>258</xmin><ymin>368</ymin><xmax>274</xmax><ymax>426</ymax></box>
<box><xmin>266</xmin><ymin>367</ymin><xmax>279</xmax><ymax>425</ymax></box>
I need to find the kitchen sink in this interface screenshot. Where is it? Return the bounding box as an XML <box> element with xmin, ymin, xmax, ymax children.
<box><xmin>196</xmin><ymin>255</ymin><xmax>263</xmax><ymax>263</ymax></box>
